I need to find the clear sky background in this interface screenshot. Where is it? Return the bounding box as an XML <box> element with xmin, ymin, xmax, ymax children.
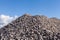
<box><xmin>0</xmin><ymin>0</ymin><xmax>60</xmax><ymax>18</ymax></box>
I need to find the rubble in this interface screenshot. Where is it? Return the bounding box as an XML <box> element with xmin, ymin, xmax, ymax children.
<box><xmin>0</xmin><ymin>14</ymin><xmax>60</xmax><ymax>40</ymax></box>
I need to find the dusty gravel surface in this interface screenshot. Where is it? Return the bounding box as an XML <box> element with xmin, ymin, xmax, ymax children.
<box><xmin>0</xmin><ymin>14</ymin><xmax>60</xmax><ymax>40</ymax></box>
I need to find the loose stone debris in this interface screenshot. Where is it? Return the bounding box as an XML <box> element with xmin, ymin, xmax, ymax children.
<box><xmin>0</xmin><ymin>14</ymin><xmax>60</xmax><ymax>40</ymax></box>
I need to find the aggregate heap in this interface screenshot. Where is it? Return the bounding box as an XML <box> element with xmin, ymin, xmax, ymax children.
<box><xmin>0</xmin><ymin>14</ymin><xmax>60</xmax><ymax>40</ymax></box>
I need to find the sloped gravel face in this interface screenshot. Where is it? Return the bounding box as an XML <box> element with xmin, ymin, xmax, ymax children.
<box><xmin>0</xmin><ymin>14</ymin><xmax>60</xmax><ymax>40</ymax></box>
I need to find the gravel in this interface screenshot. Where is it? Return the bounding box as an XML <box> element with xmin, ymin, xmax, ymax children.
<box><xmin>0</xmin><ymin>14</ymin><xmax>60</xmax><ymax>40</ymax></box>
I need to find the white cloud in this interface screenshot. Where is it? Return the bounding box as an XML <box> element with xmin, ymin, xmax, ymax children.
<box><xmin>0</xmin><ymin>14</ymin><xmax>18</xmax><ymax>28</ymax></box>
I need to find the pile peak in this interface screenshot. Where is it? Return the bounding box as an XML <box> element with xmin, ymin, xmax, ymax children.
<box><xmin>23</xmin><ymin>13</ymin><xmax>31</xmax><ymax>16</ymax></box>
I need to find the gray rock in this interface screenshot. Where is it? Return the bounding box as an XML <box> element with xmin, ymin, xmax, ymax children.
<box><xmin>0</xmin><ymin>14</ymin><xmax>60</xmax><ymax>40</ymax></box>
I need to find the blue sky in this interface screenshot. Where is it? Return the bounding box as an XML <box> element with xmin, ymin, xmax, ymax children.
<box><xmin>0</xmin><ymin>0</ymin><xmax>60</xmax><ymax>18</ymax></box>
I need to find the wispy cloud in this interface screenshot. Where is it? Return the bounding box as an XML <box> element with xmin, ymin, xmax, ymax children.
<box><xmin>0</xmin><ymin>14</ymin><xmax>18</xmax><ymax>28</ymax></box>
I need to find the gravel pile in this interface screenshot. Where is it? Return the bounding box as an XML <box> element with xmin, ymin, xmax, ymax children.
<box><xmin>0</xmin><ymin>14</ymin><xmax>60</xmax><ymax>40</ymax></box>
